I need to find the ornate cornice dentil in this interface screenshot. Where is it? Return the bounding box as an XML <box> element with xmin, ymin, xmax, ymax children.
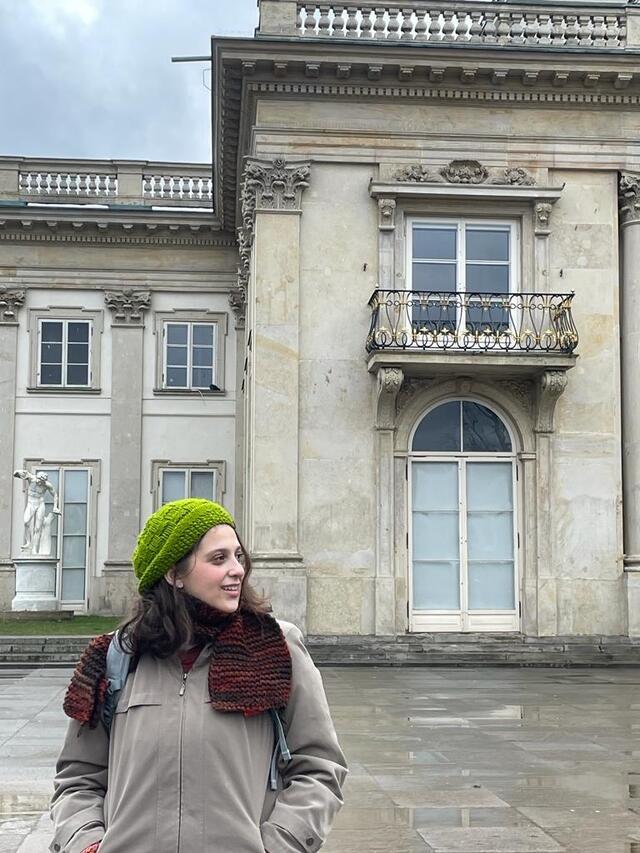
<box><xmin>619</xmin><ymin>173</ymin><xmax>640</xmax><ymax>225</ymax></box>
<box><xmin>232</xmin><ymin>158</ymin><xmax>311</xmax><ymax>319</ymax></box>
<box><xmin>395</xmin><ymin>160</ymin><xmax>536</xmax><ymax>187</ymax></box>
<box><xmin>0</xmin><ymin>287</ymin><xmax>25</xmax><ymax>324</ymax></box>
<box><xmin>104</xmin><ymin>289</ymin><xmax>151</xmax><ymax>325</ymax></box>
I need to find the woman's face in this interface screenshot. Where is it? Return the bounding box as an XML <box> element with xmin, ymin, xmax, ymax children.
<box><xmin>175</xmin><ymin>524</ymin><xmax>246</xmax><ymax>612</ymax></box>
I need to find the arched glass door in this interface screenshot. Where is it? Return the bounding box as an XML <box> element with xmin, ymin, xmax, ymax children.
<box><xmin>410</xmin><ymin>400</ymin><xmax>518</xmax><ymax>632</ymax></box>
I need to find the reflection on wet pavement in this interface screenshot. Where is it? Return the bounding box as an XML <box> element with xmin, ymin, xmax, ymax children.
<box><xmin>320</xmin><ymin>667</ymin><xmax>640</xmax><ymax>852</ymax></box>
<box><xmin>2</xmin><ymin>666</ymin><xmax>640</xmax><ymax>851</ymax></box>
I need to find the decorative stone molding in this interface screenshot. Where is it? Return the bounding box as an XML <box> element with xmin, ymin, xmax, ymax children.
<box><xmin>396</xmin><ymin>377</ymin><xmax>429</xmax><ymax>414</ymax></box>
<box><xmin>376</xmin><ymin>367</ymin><xmax>404</xmax><ymax>429</ymax></box>
<box><xmin>232</xmin><ymin>157</ymin><xmax>311</xmax><ymax>319</ymax></box>
<box><xmin>394</xmin><ymin>161</ymin><xmax>535</xmax><ymax>189</ymax></box>
<box><xmin>441</xmin><ymin>160</ymin><xmax>489</xmax><ymax>185</ymax></box>
<box><xmin>535</xmin><ymin>202</ymin><xmax>553</xmax><ymax>231</ymax></box>
<box><xmin>378</xmin><ymin>198</ymin><xmax>396</xmax><ymax>231</ymax></box>
<box><xmin>0</xmin><ymin>288</ymin><xmax>25</xmax><ymax>324</ymax></box>
<box><xmin>619</xmin><ymin>173</ymin><xmax>640</xmax><ymax>225</ymax></box>
<box><xmin>0</xmin><ymin>219</ymin><xmax>231</xmax><ymax>248</ymax></box>
<box><xmin>497</xmin><ymin>379</ymin><xmax>535</xmax><ymax>417</ymax></box>
<box><xmin>535</xmin><ymin>370</ymin><xmax>568</xmax><ymax>433</ymax></box>
<box><xmin>104</xmin><ymin>289</ymin><xmax>151</xmax><ymax>325</ymax></box>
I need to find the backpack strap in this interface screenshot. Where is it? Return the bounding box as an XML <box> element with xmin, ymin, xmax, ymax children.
<box><xmin>102</xmin><ymin>630</ymin><xmax>133</xmax><ymax>734</ymax></box>
<box><xmin>268</xmin><ymin>708</ymin><xmax>291</xmax><ymax>790</ymax></box>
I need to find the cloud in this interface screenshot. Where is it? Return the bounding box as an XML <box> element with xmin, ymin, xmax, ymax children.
<box><xmin>0</xmin><ymin>0</ymin><xmax>257</xmax><ymax>162</ymax></box>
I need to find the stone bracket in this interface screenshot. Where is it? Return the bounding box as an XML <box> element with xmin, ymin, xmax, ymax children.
<box><xmin>534</xmin><ymin>369</ymin><xmax>568</xmax><ymax>433</ymax></box>
<box><xmin>0</xmin><ymin>287</ymin><xmax>25</xmax><ymax>324</ymax></box>
<box><xmin>375</xmin><ymin>367</ymin><xmax>404</xmax><ymax>429</ymax></box>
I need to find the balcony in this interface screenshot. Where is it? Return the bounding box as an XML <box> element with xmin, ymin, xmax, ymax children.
<box><xmin>366</xmin><ymin>289</ymin><xmax>578</xmax><ymax>378</ymax></box>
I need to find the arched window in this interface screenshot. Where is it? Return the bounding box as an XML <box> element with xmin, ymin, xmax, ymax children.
<box><xmin>412</xmin><ymin>400</ymin><xmax>512</xmax><ymax>453</ymax></box>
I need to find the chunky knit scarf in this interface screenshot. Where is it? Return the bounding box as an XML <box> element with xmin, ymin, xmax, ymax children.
<box><xmin>63</xmin><ymin>600</ymin><xmax>292</xmax><ymax>727</ymax></box>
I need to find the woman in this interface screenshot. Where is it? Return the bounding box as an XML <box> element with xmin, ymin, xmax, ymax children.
<box><xmin>50</xmin><ymin>498</ymin><xmax>347</xmax><ymax>853</ymax></box>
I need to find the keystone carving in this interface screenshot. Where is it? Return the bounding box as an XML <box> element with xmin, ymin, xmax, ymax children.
<box><xmin>232</xmin><ymin>158</ymin><xmax>311</xmax><ymax>320</ymax></box>
<box><xmin>0</xmin><ymin>288</ymin><xmax>25</xmax><ymax>323</ymax></box>
<box><xmin>440</xmin><ymin>160</ymin><xmax>489</xmax><ymax>184</ymax></box>
<box><xmin>376</xmin><ymin>367</ymin><xmax>404</xmax><ymax>429</ymax></box>
<box><xmin>535</xmin><ymin>370</ymin><xmax>568</xmax><ymax>433</ymax></box>
<box><xmin>104</xmin><ymin>289</ymin><xmax>151</xmax><ymax>325</ymax></box>
<box><xmin>619</xmin><ymin>173</ymin><xmax>640</xmax><ymax>225</ymax></box>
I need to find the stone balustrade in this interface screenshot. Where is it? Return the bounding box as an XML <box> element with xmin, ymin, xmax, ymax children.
<box><xmin>258</xmin><ymin>1</ymin><xmax>638</xmax><ymax>48</ymax></box>
<box><xmin>0</xmin><ymin>158</ymin><xmax>213</xmax><ymax>208</ymax></box>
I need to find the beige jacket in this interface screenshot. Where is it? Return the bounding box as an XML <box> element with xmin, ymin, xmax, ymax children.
<box><xmin>50</xmin><ymin>621</ymin><xmax>347</xmax><ymax>853</ymax></box>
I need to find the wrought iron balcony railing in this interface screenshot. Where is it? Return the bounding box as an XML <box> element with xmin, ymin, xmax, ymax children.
<box><xmin>366</xmin><ymin>290</ymin><xmax>578</xmax><ymax>354</ymax></box>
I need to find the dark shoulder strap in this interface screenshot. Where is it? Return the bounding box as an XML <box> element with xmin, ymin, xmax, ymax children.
<box><xmin>101</xmin><ymin>630</ymin><xmax>133</xmax><ymax>734</ymax></box>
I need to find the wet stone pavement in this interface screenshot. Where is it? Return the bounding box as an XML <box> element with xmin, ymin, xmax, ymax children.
<box><xmin>2</xmin><ymin>667</ymin><xmax>640</xmax><ymax>852</ymax></box>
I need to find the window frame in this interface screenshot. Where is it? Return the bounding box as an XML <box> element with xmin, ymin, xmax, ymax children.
<box><xmin>163</xmin><ymin>321</ymin><xmax>217</xmax><ymax>391</ymax></box>
<box><xmin>151</xmin><ymin>459</ymin><xmax>226</xmax><ymax>509</ymax></box>
<box><xmin>27</xmin><ymin>308</ymin><xmax>103</xmax><ymax>393</ymax></box>
<box><xmin>37</xmin><ymin>318</ymin><xmax>93</xmax><ymax>389</ymax></box>
<box><xmin>153</xmin><ymin>310</ymin><xmax>227</xmax><ymax>396</ymax></box>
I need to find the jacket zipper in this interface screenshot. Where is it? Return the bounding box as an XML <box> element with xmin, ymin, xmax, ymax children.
<box><xmin>176</xmin><ymin>670</ymin><xmax>189</xmax><ymax>852</ymax></box>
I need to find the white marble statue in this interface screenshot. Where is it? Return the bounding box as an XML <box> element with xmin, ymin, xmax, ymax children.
<box><xmin>13</xmin><ymin>470</ymin><xmax>61</xmax><ymax>556</ymax></box>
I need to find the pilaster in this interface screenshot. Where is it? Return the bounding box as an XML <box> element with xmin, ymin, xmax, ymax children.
<box><xmin>104</xmin><ymin>289</ymin><xmax>151</xmax><ymax>569</ymax></box>
<box><xmin>0</xmin><ymin>288</ymin><xmax>25</xmax><ymax>587</ymax></box>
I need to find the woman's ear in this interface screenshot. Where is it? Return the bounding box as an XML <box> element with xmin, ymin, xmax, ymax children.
<box><xmin>165</xmin><ymin>570</ymin><xmax>184</xmax><ymax>589</ymax></box>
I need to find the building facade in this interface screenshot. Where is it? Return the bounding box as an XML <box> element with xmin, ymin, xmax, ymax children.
<box><xmin>2</xmin><ymin>0</ymin><xmax>640</xmax><ymax>640</ymax></box>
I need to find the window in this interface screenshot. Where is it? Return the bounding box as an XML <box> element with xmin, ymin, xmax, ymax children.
<box><xmin>409</xmin><ymin>219</ymin><xmax>518</xmax><ymax>336</ymax></box>
<box><xmin>153</xmin><ymin>311</ymin><xmax>227</xmax><ymax>394</ymax></box>
<box><xmin>152</xmin><ymin>460</ymin><xmax>226</xmax><ymax>508</ymax></box>
<box><xmin>28</xmin><ymin>309</ymin><xmax>103</xmax><ymax>392</ymax></box>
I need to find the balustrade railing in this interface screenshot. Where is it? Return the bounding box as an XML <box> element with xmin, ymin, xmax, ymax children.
<box><xmin>294</xmin><ymin>3</ymin><xmax>628</xmax><ymax>47</ymax></box>
<box><xmin>367</xmin><ymin>290</ymin><xmax>578</xmax><ymax>353</ymax></box>
<box><xmin>0</xmin><ymin>158</ymin><xmax>213</xmax><ymax>208</ymax></box>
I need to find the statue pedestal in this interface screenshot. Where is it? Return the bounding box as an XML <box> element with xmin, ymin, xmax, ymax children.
<box><xmin>12</xmin><ymin>557</ymin><xmax>59</xmax><ymax>611</ymax></box>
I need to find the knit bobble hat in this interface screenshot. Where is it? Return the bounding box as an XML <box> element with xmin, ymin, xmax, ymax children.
<box><xmin>132</xmin><ymin>498</ymin><xmax>235</xmax><ymax>593</ymax></box>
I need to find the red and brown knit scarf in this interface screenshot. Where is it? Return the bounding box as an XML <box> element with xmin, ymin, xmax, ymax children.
<box><xmin>63</xmin><ymin>601</ymin><xmax>292</xmax><ymax>726</ymax></box>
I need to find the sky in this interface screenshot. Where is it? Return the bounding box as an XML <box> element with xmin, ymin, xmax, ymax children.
<box><xmin>0</xmin><ymin>0</ymin><xmax>257</xmax><ymax>163</ymax></box>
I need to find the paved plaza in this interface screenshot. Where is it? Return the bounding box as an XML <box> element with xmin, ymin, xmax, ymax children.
<box><xmin>1</xmin><ymin>666</ymin><xmax>640</xmax><ymax>852</ymax></box>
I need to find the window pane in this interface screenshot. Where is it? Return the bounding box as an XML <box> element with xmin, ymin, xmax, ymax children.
<box><xmin>41</xmin><ymin>342</ymin><xmax>63</xmax><ymax>364</ymax></box>
<box><xmin>63</xmin><ymin>503</ymin><xmax>87</xmax><ymax>536</ymax></box>
<box><xmin>412</xmin><ymin>401</ymin><xmax>461</xmax><ymax>452</ymax></box>
<box><xmin>67</xmin><ymin>343</ymin><xmax>89</xmax><ymax>364</ymax></box>
<box><xmin>167</xmin><ymin>324</ymin><xmax>188</xmax><ymax>345</ymax></box>
<box><xmin>412</xmin><ymin>462</ymin><xmax>458</xmax><ymax>511</ymax></box>
<box><xmin>41</xmin><ymin>321</ymin><xmax>63</xmax><ymax>342</ymax></box>
<box><xmin>192</xmin><ymin>367</ymin><xmax>213</xmax><ymax>388</ymax></box>
<box><xmin>192</xmin><ymin>347</ymin><xmax>213</xmax><ymax>367</ymax></box>
<box><xmin>167</xmin><ymin>345</ymin><xmax>188</xmax><ymax>366</ymax></box>
<box><xmin>192</xmin><ymin>324</ymin><xmax>214</xmax><ymax>346</ymax></box>
<box><xmin>468</xmin><ymin>562</ymin><xmax>514</xmax><ymax>610</ymax></box>
<box><xmin>64</xmin><ymin>470</ymin><xmax>88</xmax><ymax>503</ymax></box>
<box><xmin>62</xmin><ymin>536</ymin><xmax>87</xmax><ymax>568</ymax></box>
<box><xmin>465</xmin><ymin>264</ymin><xmax>509</xmax><ymax>293</ymax></box>
<box><xmin>41</xmin><ymin>364</ymin><xmax>62</xmax><ymax>385</ymax></box>
<box><xmin>67</xmin><ymin>364</ymin><xmax>89</xmax><ymax>385</ymax></box>
<box><xmin>466</xmin><ymin>229</ymin><xmax>509</xmax><ymax>262</ymax></box>
<box><xmin>190</xmin><ymin>471</ymin><xmax>215</xmax><ymax>500</ymax></box>
<box><xmin>413</xmin><ymin>512</ymin><xmax>459</xmax><ymax>560</ymax></box>
<box><xmin>61</xmin><ymin>567</ymin><xmax>85</xmax><ymax>601</ymax></box>
<box><xmin>468</xmin><ymin>512</ymin><xmax>513</xmax><ymax>561</ymax></box>
<box><xmin>413</xmin><ymin>227</ymin><xmax>457</xmax><ymax>260</ymax></box>
<box><xmin>162</xmin><ymin>470</ymin><xmax>185</xmax><ymax>504</ymax></box>
<box><xmin>413</xmin><ymin>561</ymin><xmax>460</xmax><ymax>610</ymax></box>
<box><xmin>412</xmin><ymin>262</ymin><xmax>456</xmax><ymax>292</ymax></box>
<box><xmin>67</xmin><ymin>322</ymin><xmax>89</xmax><ymax>343</ymax></box>
<box><xmin>167</xmin><ymin>367</ymin><xmax>188</xmax><ymax>388</ymax></box>
<box><xmin>467</xmin><ymin>462</ymin><xmax>513</xmax><ymax>509</ymax></box>
<box><xmin>463</xmin><ymin>403</ymin><xmax>512</xmax><ymax>453</ymax></box>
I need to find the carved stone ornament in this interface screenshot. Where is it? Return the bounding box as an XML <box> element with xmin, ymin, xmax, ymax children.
<box><xmin>0</xmin><ymin>287</ymin><xmax>25</xmax><ymax>323</ymax></box>
<box><xmin>619</xmin><ymin>173</ymin><xmax>640</xmax><ymax>225</ymax></box>
<box><xmin>378</xmin><ymin>198</ymin><xmax>396</xmax><ymax>230</ymax></box>
<box><xmin>497</xmin><ymin>379</ymin><xmax>535</xmax><ymax>416</ymax></box>
<box><xmin>396</xmin><ymin>378</ymin><xmax>427</xmax><ymax>414</ymax></box>
<box><xmin>104</xmin><ymin>289</ymin><xmax>151</xmax><ymax>325</ymax></box>
<box><xmin>440</xmin><ymin>160</ymin><xmax>489</xmax><ymax>185</ymax></box>
<box><xmin>496</xmin><ymin>168</ymin><xmax>536</xmax><ymax>187</ymax></box>
<box><xmin>376</xmin><ymin>367</ymin><xmax>404</xmax><ymax>429</ymax></box>
<box><xmin>232</xmin><ymin>158</ymin><xmax>311</xmax><ymax>320</ymax></box>
<box><xmin>535</xmin><ymin>370</ymin><xmax>568</xmax><ymax>433</ymax></box>
<box><xmin>395</xmin><ymin>164</ymin><xmax>433</xmax><ymax>183</ymax></box>
<box><xmin>535</xmin><ymin>202</ymin><xmax>553</xmax><ymax>230</ymax></box>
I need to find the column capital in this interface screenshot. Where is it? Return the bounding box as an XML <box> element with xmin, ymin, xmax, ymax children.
<box><xmin>0</xmin><ymin>288</ymin><xmax>25</xmax><ymax>325</ymax></box>
<box><xmin>620</xmin><ymin>173</ymin><xmax>640</xmax><ymax>226</ymax></box>
<box><xmin>105</xmin><ymin>288</ymin><xmax>151</xmax><ymax>326</ymax></box>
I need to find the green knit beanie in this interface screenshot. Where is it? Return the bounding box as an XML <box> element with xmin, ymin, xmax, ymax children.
<box><xmin>132</xmin><ymin>498</ymin><xmax>235</xmax><ymax>593</ymax></box>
